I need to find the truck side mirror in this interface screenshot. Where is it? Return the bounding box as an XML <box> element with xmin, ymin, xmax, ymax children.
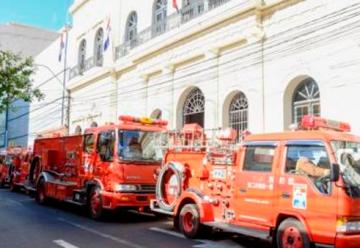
<box><xmin>330</xmin><ymin>163</ymin><xmax>340</xmax><ymax>182</ymax></box>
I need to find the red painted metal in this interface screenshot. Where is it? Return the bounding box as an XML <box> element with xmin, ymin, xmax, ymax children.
<box><xmin>151</xmin><ymin>119</ymin><xmax>360</xmax><ymax>247</ymax></box>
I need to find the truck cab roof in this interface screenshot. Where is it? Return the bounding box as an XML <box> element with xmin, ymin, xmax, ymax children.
<box><xmin>244</xmin><ymin>130</ymin><xmax>360</xmax><ymax>143</ymax></box>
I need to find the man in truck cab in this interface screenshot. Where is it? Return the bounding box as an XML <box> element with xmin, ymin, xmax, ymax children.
<box><xmin>119</xmin><ymin>131</ymin><xmax>143</xmax><ymax>160</ymax></box>
<box><xmin>286</xmin><ymin>144</ymin><xmax>331</xmax><ymax>194</ymax></box>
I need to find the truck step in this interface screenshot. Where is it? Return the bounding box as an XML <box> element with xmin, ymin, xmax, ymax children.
<box><xmin>73</xmin><ymin>189</ymin><xmax>86</xmax><ymax>194</ymax></box>
<box><xmin>48</xmin><ymin>180</ymin><xmax>77</xmax><ymax>187</ymax></box>
<box><xmin>24</xmin><ymin>184</ymin><xmax>36</xmax><ymax>192</ymax></box>
<box><xmin>64</xmin><ymin>199</ymin><xmax>86</xmax><ymax>206</ymax></box>
<box><xmin>150</xmin><ymin>200</ymin><xmax>173</xmax><ymax>216</ymax></box>
<box><xmin>204</xmin><ymin>222</ymin><xmax>271</xmax><ymax>241</ymax></box>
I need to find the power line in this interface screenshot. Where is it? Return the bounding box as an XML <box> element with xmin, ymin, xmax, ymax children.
<box><xmin>69</xmin><ymin>3</ymin><xmax>360</xmax><ymax>104</ymax></box>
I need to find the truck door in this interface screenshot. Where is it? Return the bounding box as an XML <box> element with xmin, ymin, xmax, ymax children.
<box><xmin>95</xmin><ymin>130</ymin><xmax>115</xmax><ymax>177</ymax></box>
<box><xmin>278</xmin><ymin>140</ymin><xmax>336</xmax><ymax>244</ymax></box>
<box><xmin>233</xmin><ymin>142</ymin><xmax>279</xmax><ymax>227</ymax></box>
<box><xmin>81</xmin><ymin>133</ymin><xmax>96</xmax><ymax>177</ymax></box>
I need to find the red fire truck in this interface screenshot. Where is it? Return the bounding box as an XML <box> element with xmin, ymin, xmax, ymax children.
<box><xmin>8</xmin><ymin>148</ymin><xmax>32</xmax><ymax>192</ymax></box>
<box><xmin>0</xmin><ymin>147</ymin><xmax>26</xmax><ymax>189</ymax></box>
<box><xmin>30</xmin><ymin>115</ymin><xmax>167</xmax><ymax>219</ymax></box>
<box><xmin>151</xmin><ymin>116</ymin><xmax>360</xmax><ymax>248</ymax></box>
<box><xmin>0</xmin><ymin>149</ymin><xmax>8</xmax><ymax>187</ymax></box>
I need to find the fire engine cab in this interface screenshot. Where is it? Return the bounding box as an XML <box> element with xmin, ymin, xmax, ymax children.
<box><xmin>151</xmin><ymin>116</ymin><xmax>360</xmax><ymax>248</ymax></box>
<box><xmin>31</xmin><ymin>115</ymin><xmax>167</xmax><ymax>219</ymax></box>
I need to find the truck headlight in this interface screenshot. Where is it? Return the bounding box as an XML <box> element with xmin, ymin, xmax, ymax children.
<box><xmin>337</xmin><ymin>217</ymin><xmax>360</xmax><ymax>233</ymax></box>
<box><xmin>114</xmin><ymin>184</ymin><xmax>138</xmax><ymax>192</ymax></box>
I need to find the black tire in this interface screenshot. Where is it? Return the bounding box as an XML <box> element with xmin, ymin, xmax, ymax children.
<box><xmin>36</xmin><ymin>178</ymin><xmax>48</xmax><ymax>205</ymax></box>
<box><xmin>0</xmin><ymin>175</ymin><xmax>5</xmax><ymax>188</ymax></box>
<box><xmin>179</xmin><ymin>204</ymin><xmax>203</xmax><ymax>239</ymax></box>
<box><xmin>9</xmin><ymin>181</ymin><xmax>18</xmax><ymax>192</ymax></box>
<box><xmin>173</xmin><ymin>215</ymin><xmax>179</xmax><ymax>230</ymax></box>
<box><xmin>88</xmin><ymin>186</ymin><xmax>104</xmax><ymax>220</ymax></box>
<box><xmin>276</xmin><ymin>218</ymin><xmax>311</xmax><ymax>248</ymax></box>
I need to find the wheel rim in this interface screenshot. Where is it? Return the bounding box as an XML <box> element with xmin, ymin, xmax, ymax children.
<box><xmin>90</xmin><ymin>190</ymin><xmax>101</xmax><ymax>216</ymax></box>
<box><xmin>182</xmin><ymin>211</ymin><xmax>195</xmax><ymax>233</ymax></box>
<box><xmin>281</xmin><ymin>226</ymin><xmax>303</xmax><ymax>248</ymax></box>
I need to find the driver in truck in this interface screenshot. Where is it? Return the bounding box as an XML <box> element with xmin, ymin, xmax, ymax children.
<box><xmin>296</xmin><ymin>156</ymin><xmax>330</xmax><ymax>178</ymax></box>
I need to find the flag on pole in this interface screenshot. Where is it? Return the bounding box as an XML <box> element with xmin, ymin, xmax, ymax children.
<box><xmin>58</xmin><ymin>32</ymin><xmax>65</xmax><ymax>62</ymax></box>
<box><xmin>104</xmin><ymin>17</ymin><xmax>111</xmax><ymax>51</ymax></box>
<box><xmin>172</xmin><ymin>0</ymin><xmax>179</xmax><ymax>13</ymax></box>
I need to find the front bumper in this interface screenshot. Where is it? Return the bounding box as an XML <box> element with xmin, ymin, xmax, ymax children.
<box><xmin>335</xmin><ymin>233</ymin><xmax>360</xmax><ymax>248</ymax></box>
<box><xmin>101</xmin><ymin>191</ymin><xmax>155</xmax><ymax>209</ymax></box>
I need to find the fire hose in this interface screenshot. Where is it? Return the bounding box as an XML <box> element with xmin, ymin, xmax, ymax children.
<box><xmin>155</xmin><ymin>162</ymin><xmax>185</xmax><ymax>212</ymax></box>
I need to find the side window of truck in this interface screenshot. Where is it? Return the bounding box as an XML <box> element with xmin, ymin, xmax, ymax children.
<box><xmin>243</xmin><ymin>146</ymin><xmax>275</xmax><ymax>172</ymax></box>
<box><xmin>285</xmin><ymin>145</ymin><xmax>331</xmax><ymax>194</ymax></box>
<box><xmin>96</xmin><ymin>131</ymin><xmax>115</xmax><ymax>162</ymax></box>
<box><xmin>83</xmin><ymin>134</ymin><xmax>94</xmax><ymax>153</ymax></box>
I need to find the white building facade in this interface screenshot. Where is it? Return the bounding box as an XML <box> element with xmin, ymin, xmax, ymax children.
<box><xmin>31</xmin><ymin>0</ymin><xmax>360</xmax><ymax>140</ymax></box>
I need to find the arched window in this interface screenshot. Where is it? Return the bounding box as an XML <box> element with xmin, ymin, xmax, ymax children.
<box><xmin>78</xmin><ymin>39</ymin><xmax>87</xmax><ymax>74</ymax></box>
<box><xmin>151</xmin><ymin>109</ymin><xmax>162</xmax><ymax>119</ymax></box>
<box><xmin>292</xmin><ymin>78</ymin><xmax>320</xmax><ymax>123</ymax></box>
<box><xmin>125</xmin><ymin>12</ymin><xmax>138</xmax><ymax>48</ymax></box>
<box><xmin>183</xmin><ymin>88</ymin><xmax>205</xmax><ymax>127</ymax></box>
<box><xmin>94</xmin><ymin>28</ymin><xmax>104</xmax><ymax>66</ymax></box>
<box><xmin>229</xmin><ymin>92</ymin><xmax>248</xmax><ymax>134</ymax></box>
<box><xmin>153</xmin><ymin>0</ymin><xmax>167</xmax><ymax>36</ymax></box>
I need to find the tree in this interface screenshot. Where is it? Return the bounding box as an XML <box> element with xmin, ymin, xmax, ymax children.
<box><xmin>0</xmin><ymin>50</ymin><xmax>44</xmax><ymax>113</ymax></box>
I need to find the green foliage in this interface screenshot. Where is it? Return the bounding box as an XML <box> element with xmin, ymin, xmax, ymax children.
<box><xmin>0</xmin><ymin>50</ymin><xmax>44</xmax><ymax>113</ymax></box>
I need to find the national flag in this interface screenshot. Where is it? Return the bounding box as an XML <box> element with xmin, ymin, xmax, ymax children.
<box><xmin>58</xmin><ymin>32</ymin><xmax>65</xmax><ymax>62</ymax></box>
<box><xmin>104</xmin><ymin>17</ymin><xmax>111</xmax><ymax>51</ymax></box>
<box><xmin>172</xmin><ymin>0</ymin><xmax>179</xmax><ymax>13</ymax></box>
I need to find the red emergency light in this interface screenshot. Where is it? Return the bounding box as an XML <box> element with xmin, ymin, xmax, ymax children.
<box><xmin>119</xmin><ymin>115</ymin><xmax>168</xmax><ymax>126</ymax></box>
<box><xmin>300</xmin><ymin>115</ymin><xmax>351</xmax><ymax>132</ymax></box>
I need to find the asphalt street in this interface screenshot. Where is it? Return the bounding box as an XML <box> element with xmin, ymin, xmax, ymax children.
<box><xmin>0</xmin><ymin>189</ymin><xmax>271</xmax><ymax>248</ymax></box>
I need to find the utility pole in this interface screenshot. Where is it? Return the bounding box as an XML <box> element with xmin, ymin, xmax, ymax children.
<box><xmin>66</xmin><ymin>89</ymin><xmax>71</xmax><ymax>132</ymax></box>
<box><xmin>61</xmin><ymin>26</ymin><xmax>70</xmax><ymax>128</ymax></box>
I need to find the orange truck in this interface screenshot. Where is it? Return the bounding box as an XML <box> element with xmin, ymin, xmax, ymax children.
<box><xmin>29</xmin><ymin>115</ymin><xmax>167</xmax><ymax>219</ymax></box>
<box><xmin>9</xmin><ymin>148</ymin><xmax>32</xmax><ymax>192</ymax></box>
<box><xmin>151</xmin><ymin>115</ymin><xmax>360</xmax><ymax>248</ymax></box>
<box><xmin>0</xmin><ymin>147</ymin><xmax>28</xmax><ymax>189</ymax></box>
<box><xmin>0</xmin><ymin>149</ymin><xmax>9</xmax><ymax>187</ymax></box>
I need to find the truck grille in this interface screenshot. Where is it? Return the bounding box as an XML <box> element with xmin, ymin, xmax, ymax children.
<box><xmin>139</xmin><ymin>184</ymin><xmax>155</xmax><ymax>193</ymax></box>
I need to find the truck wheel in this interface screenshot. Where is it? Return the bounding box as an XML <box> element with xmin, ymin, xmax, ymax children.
<box><xmin>173</xmin><ymin>215</ymin><xmax>179</xmax><ymax>230</ymax></box>
<box><xmin>0</xmin><ymin>177</ymin><xmax>5</xmax><ymax>188</ymax></box>
<box><xmin>88</xmin><ymin>186</ymin><xmax>104</xmax><ymax>220</ymax></box>
<box><xmin>276</xmin><ymin>218</ymin><xmax>311</xmax><ymax>248</ymax></box>
<box><xmin>36</xmin><ymin>178</ymin><xmax>48</xmax><ymax>205</ymax></box>
<box><xmin>9</xmin><ymin>181</ymin><xmax>18</xmax><ymax>192</ymax></box>
<box><xmin>179</xmin><ymin>204</ymin><xmax>203</xmax><ymax>239</ymax></box>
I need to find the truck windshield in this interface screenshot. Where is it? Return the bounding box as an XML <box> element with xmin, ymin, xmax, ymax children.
<box><xmin>118</xmin><ymin>130</ymin><xmax>163</xmax><ymax>162</ymax></box>
<box><xmin>331</xmin><ymin>140</ymin><xmax>360</xmax><ymax>198</ymax></box>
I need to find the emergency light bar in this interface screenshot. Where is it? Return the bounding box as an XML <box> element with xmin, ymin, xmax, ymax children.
<box><xmin>300</xmin><ymin>115</ymin><xmax>351</xmax><ymax>132</ymax></box>
<box><xmin>119</xmin><ymin>115</ymin><xmax>168</xmax><ymax>126</ymax></box>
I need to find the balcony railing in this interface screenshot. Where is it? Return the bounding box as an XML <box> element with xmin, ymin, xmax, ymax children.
<box><xmin>115</xmin><ymin>0</ymin><xmax>231</xmax><ymax>61</ymax></box>
<box><xmin>69</xmin><ymin>56</ymin><xmax>97</xmax><ymax>80</ymax></box>
<box><xmin>69</xmin><ymin>0</ymin><xmax>232</xmax><ymax>78</ymax></box>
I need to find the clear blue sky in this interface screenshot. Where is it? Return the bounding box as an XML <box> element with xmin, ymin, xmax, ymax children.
<box><xmin>0</xmin><ymin>0</ymin><xmax>74</xmax><ymax>31</ymax></box>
